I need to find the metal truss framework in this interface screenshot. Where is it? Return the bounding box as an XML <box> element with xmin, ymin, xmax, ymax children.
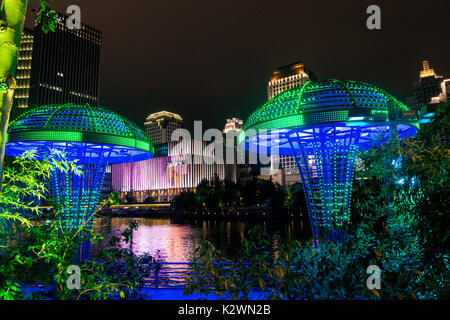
<box><xmin>280</xmin><ymin>123</ymin><xmax>416</xmax><ymax>244</ymax></box>
<box><xmin>284</xmin><ymin>126</ymin><xmax>361</xmax><ymax>244</ymax></box>
<box><xmin>47</xmin><ymin>143</ymin><xmax>117</xmax><ymax>261</ymax></box>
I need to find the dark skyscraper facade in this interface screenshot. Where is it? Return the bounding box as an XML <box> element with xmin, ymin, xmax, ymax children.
<box><xmin>29</xmin><ymin>13</ymin><xmax>101</xmax><ymax>107</ymax></box>
<box><xmin>14</xmin><ymin>28</ymin><xmax>34</xmax><ymax>109</ymax></box>
<box><xmin>410</xmin><ymin>61</ymin><xmax>444</xmax><ymax>109</ymax></box>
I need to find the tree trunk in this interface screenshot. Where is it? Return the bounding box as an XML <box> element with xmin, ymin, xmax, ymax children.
<box><xmin>0</xmin><ymin>0</ymin><xmax>29</xmax><ymax>190</ymax></box>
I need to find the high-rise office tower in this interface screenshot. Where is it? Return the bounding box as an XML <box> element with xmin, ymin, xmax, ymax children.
<box><xmin>29</xmin><ymin>12</ymin><xmax>101</xmax><ymax>107</ymax></box>
<box><xmin>267</xmin><ymin>62</ymin><xmax>310</xmax><ymax>99</ymax></box>
<box><xmin>222</xmin><ymin>117</ymin><xmax>244</xmax><ymax>183</ymax></box>
<box><xmin>14</xmin><ymin>28</ymin><xmax>34</xmax><ymax>109</ymax></box>
<box><xmin>267</xmin><ymin>62</ymin><xmax>311</xmax><ymax>185</ymax></box>
<box><xmin>144</xmin><ymin>111</ymin><xmax>184</xmax><ymax>145</ymax></box>
<box><xmin>409</xmin><ymin>61</ymin><xmax>444</xmax><ymax>109</ymax></box>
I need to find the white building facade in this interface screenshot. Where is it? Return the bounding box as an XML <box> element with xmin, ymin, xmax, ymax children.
<box><xmin>267</xmin><ymin>62</ymin><xmax>310</xmax><ymax>185</ymax></box>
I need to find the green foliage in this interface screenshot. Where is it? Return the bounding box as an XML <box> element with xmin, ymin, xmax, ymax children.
<box><xmin>354</xmin><ymin>101</ymin><xmax>450</xmax><ymax>298</ymax></box>
<box><xmin>283</xmin><ymin>183</ymin><xmax>306</xmax><ymax>215</ymax></box>
<box><xmin>143</xmin><ymin>196</ymin><xmax>155</xmax><ymax>204</ymax></box>
<box><xmin>1</xmin><ymin>214</ymin><xmax>158</xmax><ymax>300</ymax></box>
<box><xmin>34</xmin><ymin>1</ymin><xmax>57</xmax><ymax>34</ymax></box>
<box><xmin>124</xmin><ymin>190</ymin><xmax>137</xmax><ymax>204</ymax></box>
<box><xmin>399</xmin><ymin>103</ymin><xmax>449</xmax><ymax>257</ymax></box>
<box><xmin>172</xmin><ymin>190</ymin><xmax>198</xmax><ymax>214</ymax></box>
<box><xmin>172</xmin><ymin>176</ymin><xmax>306</xmax><ymax>216</ymax></box>
<box><xmin>0</xmin><ymin>150</ymin><xmax>81</xmax><ymax>235</ymax></box>
<box><xmin>184</xmin><ymin>220</ymin><xmax>427</xmax><ymax>300</ymax></box>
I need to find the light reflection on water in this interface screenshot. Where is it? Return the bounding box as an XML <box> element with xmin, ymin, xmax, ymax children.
<box><xmin>90</xmin><ymin>217</ymin><xmax>309</xmax><ymax>262</ymax></box>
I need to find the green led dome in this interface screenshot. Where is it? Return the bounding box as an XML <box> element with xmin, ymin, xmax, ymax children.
<box><xmin>7</xmin><ymin>103</ymin><xmax>153</xmax><ymax>153</ymax></box>
<box><xmin>6</xmin><ymin>103</ymin><xmax>154</xmax><ymax>163</ymax></box>
<box><xmin>242</xmin><ymin>79</ymin><xmax>412</xmax><ymax>134</ymax></box>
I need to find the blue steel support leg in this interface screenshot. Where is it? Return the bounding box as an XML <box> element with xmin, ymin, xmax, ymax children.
<box><xmin>49</xmin><ymin>144</ymin><xmax>114</xmax><ymax>262</ymax></box>
<box><xmin>285</xmin><ymin>132</ymin><xmax>319</xmax><ymax>246</ymax></box>
<box><xmin>285</xmin><ymin>126</ymin><xmax>361</xmax><ymax>244</ymax></box>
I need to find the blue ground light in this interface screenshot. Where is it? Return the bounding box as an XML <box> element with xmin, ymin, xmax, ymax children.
<box><xmin>21</xmin><ymin>286</ymin><xmax>268</xmax><ymax>300</ymax></box>
<box><xmin>5</xmin><ymin>104</ymin><xmax>154</xmax><ymax>260</ymax></box>
<box><xmin>140</xmin><ymin>289</ymin><xmax>268</xmax><ymax>300</ymax></box>
<box><xmin>239</xmin><ymin>80</ymin><xmax>419</xmax><ymax>244</ymax></box>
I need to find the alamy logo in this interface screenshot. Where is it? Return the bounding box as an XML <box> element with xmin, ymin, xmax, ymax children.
<box><xmin>366</xmin><ymin>5</ymin><xmax>381</xmax><ymax>30</ymax></box>
<box><xmin>170</xmin><ymin>122</ymin><xmax>276</xmax><ymax>174</ymax></box>
<box><xmin>66</xmin><ymin>5</ymin><xmax>81</xmax><ymax>30</ymax></box>
<box><xmin>366</xmin><ymin>265</ymin><xmax>381</xmax><ymax>290</ymax></box>
<box><xmin>66</xmin><ymin>265</ymin><xmax>81</xmax><ymax>290</ymax></box>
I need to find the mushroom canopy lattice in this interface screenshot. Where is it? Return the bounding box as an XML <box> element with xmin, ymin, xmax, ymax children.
<box><xmin>6</xmin><ymin>103</ymin><xmax>154</xmax><ymax>163</ymax></box>
<box><xmin>238</xmin><ymin>80</ymin><xmax>418</xmax><ymax>243</ymax></box>
<box><xmin>5</xmin><ymin>104</ymin><xmax>154</xmax><ymax>260</ymax></box>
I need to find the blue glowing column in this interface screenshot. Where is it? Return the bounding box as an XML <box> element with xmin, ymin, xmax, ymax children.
<box><xmin>285</xmin><ymin>126</ymin><xmax>361</xmax><ymax>244</ymax></box>
<box><xmin>49</xmin><ymin>144</ymin><xmax>114</xmax><ymax>261</ymax></box>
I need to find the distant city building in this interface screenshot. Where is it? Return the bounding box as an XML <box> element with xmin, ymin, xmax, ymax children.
<box><xmin>112</xmin><ymin>139</ymin><xmax>225</xmax><ymax>202</ymax></box>
<box><xmin>430</xmin><ymin>79</ymin><xmax>450</xmax><ymax>104</ymax></box>
<box><xmin>405</xmin><ymin>95</ymin><xmax>419</xmax><ymax>109</ymax></box>
<box><xmin>144</xmin><ymin>111</ymin><xmax>183</xmax><ymax>145</ymax></box>
<box><xmin>14</xmin><ymin>28</ymin><xmax>34</xmax><ymax>109</ymax></box>
<box><xmin>407</xmin><ymin>61</ymin><xmax>444</xmax><ymax>109</ymax></box>
<box><xmin>222</xmin><ymin>117</ymin><xmax>245</xmax><ymax>183</ymax></box>
<box><xmin>223</xmin><ymin>118</ymin><xmax>243</xmax><ymax>133</ymax></box>
<box><xmin>267</xmin><ymin>61</ymin><xmax>312</xmax><ymax>185</ymax></box>
<box><xmin>29</xmin><ymin>12</ymin><xmax>101</xmax><ymax>107</ymax></box>
<box><xmin>267</xmin><ymin>62</ymin><xmax>310</xmax><ymax>99</ymax></box>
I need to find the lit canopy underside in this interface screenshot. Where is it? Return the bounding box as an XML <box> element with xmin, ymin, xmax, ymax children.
<box><xmin>5</xmin><ymin>141</ymin><xmax>152</xmax><ymax>164</ymax></box>
<box><xmin>241</xmin><ymin>123</ymin><xmax>418</xmax><ymax>155</ymax></box>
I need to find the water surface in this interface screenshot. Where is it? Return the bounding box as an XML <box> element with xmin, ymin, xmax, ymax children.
<box><xmin>91</xmin><ymin>217</ymin><xmax>310</xmax><ymax>262</ymax></box>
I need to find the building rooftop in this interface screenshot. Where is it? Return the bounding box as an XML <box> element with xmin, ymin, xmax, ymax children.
<box><xmin>269</xmin><ymin>61</ymin><xmax>307</xmax><ymax>82</ymax></box>
<box><xmin>34</xmin><ymin>11</ymin><xmax>101</xmax><ymax>45</ymax></box>
<box><xmin>420</xmin><ymin>60</ymin><xmax>441</xmax><ymax>79</ymax></box>
<box><xmin>145</xmin><ymin>111</ymin><xmax>183</xmax><ymax>124</ymax></box>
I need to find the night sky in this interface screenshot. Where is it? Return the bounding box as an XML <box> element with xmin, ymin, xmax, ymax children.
<box><xmin>25</xmin><ymin>0</ymin><xmax>450</xmax><ymax>131</ymax></box>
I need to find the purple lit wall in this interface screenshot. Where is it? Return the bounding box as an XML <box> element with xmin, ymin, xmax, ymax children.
<box><xmin>112</xmin><ymin>156</ymin><xmax>172</xmax><ymax>192</ymax></box>
<box><xmin>111</xmin><ymin>148</ymin><xmax>226</xmax><ymax>201</ymax></box>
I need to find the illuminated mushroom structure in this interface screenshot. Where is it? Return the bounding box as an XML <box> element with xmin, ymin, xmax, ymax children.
<box><xmin>239</xmin><ymin>80</ymin><xmax>418</xmax><ymax>243</ymax></box>
<box><xmin>5</xmin><ymin>104</ymin><xmax>154</xmax><ymax>258</ymax></box>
